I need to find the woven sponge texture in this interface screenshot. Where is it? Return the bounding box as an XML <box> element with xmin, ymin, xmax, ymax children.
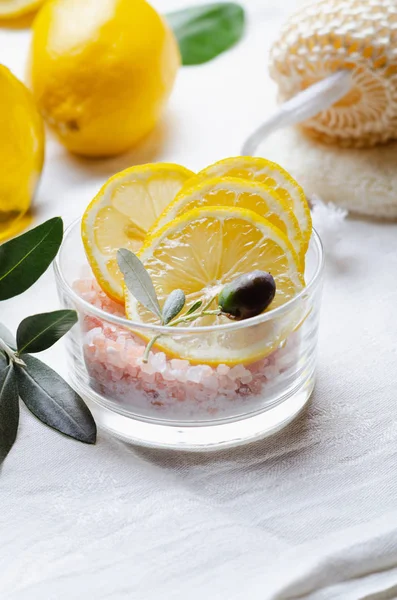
<box><xmin>270</xmin><ymin>0</ymin><xmax>397</xmax><ymax>147</ymax></box>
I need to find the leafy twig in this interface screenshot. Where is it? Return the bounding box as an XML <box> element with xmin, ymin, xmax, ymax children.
<box><xmin>0</xmin><ymin>218</ymin><xmax>97</xmax><ymax>466</ymax></box>
<box><xmin>118</xmin><ymin>249</ymin><xmax>224</xmax><ymax>362</ymax></box>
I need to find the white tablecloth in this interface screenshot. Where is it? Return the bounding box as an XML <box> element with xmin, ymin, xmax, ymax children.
<box><xmin>2</xmin><ymin>1</ymin><xmax>397</xmax><ymax>598</ymax></box>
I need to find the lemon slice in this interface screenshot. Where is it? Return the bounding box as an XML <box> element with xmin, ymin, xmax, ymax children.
<box><xmin>82</xmin><ymin>163</ymin><xmax>194</xmax><ymax>303</ymax></box>
<box><xmin>125</xmin><ymin>206</ymin><xmax>304</xmax><ymax>365</ymax></box>
<box><xmin>151</xmin><ymin>176</ymin><xmax>304</xmax><ymax>261</ymax></box>
<box><xmin>0</xmin><ymin>0</ymin><xmax>44</xmax><ymax>18</ymax></box>
<box><xmin>195</xmin><ymin>156</ymin><xmax>312</xmax><ymax>251</ymax></box>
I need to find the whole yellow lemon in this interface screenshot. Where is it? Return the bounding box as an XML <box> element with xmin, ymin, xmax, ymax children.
<box><xmin>0</xmin><ymin>65</ymin><xmax>44</xmax><ymax>241</ymax></box>
<box><xmin>27</xmin><ymin>0</ymin><xmax>180</xmax><ymax>157</ymax></box>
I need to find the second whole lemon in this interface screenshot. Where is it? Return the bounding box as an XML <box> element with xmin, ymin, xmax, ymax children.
<box><xmin>27</xmin><ymin>0</ymin><xmax>180</xmax><ymax>157</ymax></box>
<box><xmin>0</xmin><ymin>65</ymin><xmax>44</xmax><ymax>241</ymax></box>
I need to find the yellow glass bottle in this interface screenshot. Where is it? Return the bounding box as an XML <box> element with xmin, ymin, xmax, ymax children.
<box><xmin>0</xmin><ymin>65</ymin><xmax>44</xmax><ymax>241</ymax></box>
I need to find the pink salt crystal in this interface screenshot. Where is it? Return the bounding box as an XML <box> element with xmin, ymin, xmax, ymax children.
<box><xmin>106</xmin><ymin>348</ymin><xmax>124</xmax><ymax>369</ymax></box>
<box><xmin>228</xmin><ymin>364</ymin><xmax>247</xmax><ymax>380</ymax></box>
<box><xmin>172</xmin><ymin>369</ymin><xmax>187</xmax><ymax>383</ymax></box>
<box><xmin>218</xmin><ymin>375</ymin><xmax>229</xmax><ymax>388</ymax></box>
<box><xmin>174</xmin><ymin>388</ymin><xmax>186</xmax><ymax>402</ymax></box>
<box><xmin>151</xmin><ymin>352</ymin><xmax>167</xmax><ymax>373</ymax></box>
<box><xmin>217</xmin><ymin>364</ymin><xmax>230</xmax><ymax>376</ymax></box>
<box><xmin>140</xmin><ymin>361</ymin><xmax>156</xmax><ymax>375</ymax></box>
<box><xmin>199</xmin><ymin>365</ymin><xmax>213</xmax><ymax>377</ymax></box>
<box><xmin>95</xmin><ymin>335</ymin><xmax>106</xmax><ymax>349</ymax></box>
<box><xmin>185</xmin><ymin>384</ymin><xmax>199</xmax><ymax>402</ymax></box>
<box><xmin>126</xmin><ymin>342</ymin><xmax>145</xmax><ymax>359</ymax></box>
<box><xmin>249</xmin><ymin>379</ymin><xmax>263</xmax><ymax>394</ymax></box>
<box><xmin>224</xmin><ymin>379</ymin><xmax>238</xmax><ymax>391</ymax></box>
<box><xmin>186</xmin><ymin>367</ymin><xmax>203</xmax><ymax>383</ymax></box>
<box><xmin>193</xmin><ymin>386</ymin><xmax>208</xmax><ymax>401</ymax></box>
<box><xmin>141</xmin><ymin>371</ymin><xmax>156</xmax><ymax>383</ymax></box>
<box><xmin>110</xmin><ymin>367</ymin><xmax>123</xmax><ymax>382</ymax></box>
<box><xmin>127</xmin><ymin>366</ymin><xmax>138</xmax><ymax>378</ymax></box>
<box><xmin>115</xmin><ymin>338</ymin><xmax>126</xmax><ymax>354</ymax></box>
<box><xmin>85</xmin><ymin>327</ymin><xmax>102</xmax><ymax>345</ymax></box>
<box><xmin>160</xmin><ymin>370</ymin><xmax>173</xmax><ymax>381</ymax></box>
<box><xmin>171</xmin><ymin>358</ymin><xmax>189</xmax><ymax>370</ymax></box>
<box><xmin>202</xmin><ymin>375</ymin><xmax>219</xmax><ymax>391</ymax></box>
<box><xmin>240</xmin><ymin>372</ymin><xmax>253</xmax><ymax>384</ymax></box>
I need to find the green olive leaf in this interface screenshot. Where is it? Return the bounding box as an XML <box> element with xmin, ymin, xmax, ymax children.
<box><xmin>0</xmin><ymin>217</ymin><xmax>63</xmax><ymax>301</ymax></box>
<box><xmin>117</xmin><ymin>248</ymin><xmax>162</xmax><ymax>321</ymax></box>
<box><xmin>185</xmin><ymin>300</ymin><xmax>203</xmax><ymax>316</ymax></box>
<box><xmin>162</xmin><ymin>289</ymin><xmax>186</xmax><ymax>324</ymax></box>
<box><xmin>166</xmin><ymin>3</ymin><xmax>245</xmax><ymax>66</ymax></box>
<box><xmin>16</xmin><ymin>355</ymin><xmax>96</xmax><ymax>444</ymax></box>
<box><xmin>0</xmin><ymin>362</ymin><xmax>19</xmax><ymax>464</ymax></box>
<box><xmin>17</xmin><ymin>310</ymin><xmax>78</xmax><ymax>355</ymax></box>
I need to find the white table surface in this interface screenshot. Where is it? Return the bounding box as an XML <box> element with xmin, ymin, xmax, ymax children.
<box><xmin>2</xmin><ymin>1</ymin><xmax>397</xmax><ymax>599</ymax></box>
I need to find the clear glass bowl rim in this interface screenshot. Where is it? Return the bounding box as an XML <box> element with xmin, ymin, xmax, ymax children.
<box><xmin>54</xmin><ymin>218</ymin><xmax>324</xmax><ymax>335</ymax></box>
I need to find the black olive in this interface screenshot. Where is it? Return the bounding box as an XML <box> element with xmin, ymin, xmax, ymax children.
<box><xmin>218</xmin><ymin>270</ymin><xmax>276</xmax><ymax>320</ymax></box>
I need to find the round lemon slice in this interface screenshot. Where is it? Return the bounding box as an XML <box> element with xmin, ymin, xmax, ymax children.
<box><xmin>151</xmin><ymin>176</ymin><xmax>304</xmax><ymax>261</ymax></box>
<box><xmin>0</xmin><ymin>0</ymin><xmax>44</xmax><ymax>18</ymax></box>
<box><xmin>125</xmin><ymin>206</ymin><xmax>304</xmax><ymax>365</ymax></box>
<box><xmin>195</xmin><ymin>156</ymin><xmax>312</xmax><ymax>251</ymax></box>
<box><xmin>82</xmin><ymin>163</ymin><xmax>194</xmax><ymax>303</ymax></box>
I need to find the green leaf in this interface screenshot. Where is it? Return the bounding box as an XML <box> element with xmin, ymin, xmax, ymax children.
<box><xmin>162</xmin><ymin>289</ymin><xmax>186</xmax><ymax>324</ymax></box>
<box><xmin>185</xmin><ymin>300</ymin><xmax>203</xmax><ymax>316</ymax></box>
<box><xmin>17</xmin><ymin>310</ymin><xmax>78</xmax><ymax>355</ymax></box>
<box><xmin>0</xmin><ymin>217</ymin><xmax>63</xmax><ymax>301</ymax></box>
<box><xmin>0</xmin><ymin>323</ymin><xmax>16</xmax><ymax>349</ymax></box>
<box><xmin>16</xmin><ymin>355</ymin><xmax>96</xmax><ymax>444</ymax></box>
<box><xmin>166</xmin><ymin>3</ymin><xmax>245</xmax><ymax>66</ymax></box>
<box><xmin>0</xmin><ymin>362</ymin><xmax>19</xmax><ymax>464</ymax></box>
<box><xmin>117</xmin><ymin>248</ymin><xmax>162</xmax><ymax>321</ymax></box>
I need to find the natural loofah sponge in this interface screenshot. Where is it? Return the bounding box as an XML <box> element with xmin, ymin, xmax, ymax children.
<box><xmin>270</xmin><ymin>0</ymin><xmax>397</xmax><ymax>148</ymax></box>
<box><xmin>257</xmin><ymin>127</ymin><xmax>397</xmax><ymax>219</ymax></box>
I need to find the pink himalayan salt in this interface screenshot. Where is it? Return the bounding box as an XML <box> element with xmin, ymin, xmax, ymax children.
<box><xmin>217</xmin><ymin>364</ymin><xmax>230</xmax><ymax>376</ymax></box>
<box><xmin>171</xmin><ymin>358</ymin><xmax>189</xmax><ymax>370</ymax></box>
<box><xmin>72</xmin><ymin>278</ymin><xmax>299</xmax><ymax>417</ymax></box>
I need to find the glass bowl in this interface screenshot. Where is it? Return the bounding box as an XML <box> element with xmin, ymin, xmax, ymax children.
<box><xmin>54</xmin><ymin>220</ymin><xmax>324</xmax><ymax>451</ymax></box>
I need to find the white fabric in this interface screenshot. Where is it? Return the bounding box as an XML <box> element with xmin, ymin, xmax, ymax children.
<box><xmin>1</xmin><ymin>1</ymin><xmax>397</xmax><ymax>598</ymax></box>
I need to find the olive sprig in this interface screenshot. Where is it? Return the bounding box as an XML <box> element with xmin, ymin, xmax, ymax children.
<box><xmin>0</xmin><ymin>218</ymin><xmax>97</xmax><ymax>466</ymax></box>
<box><xmin>117</xmin><ymin>249</ymin><xmax>276</xmax><ymax>363</ymax></box>
<box><xmin>141</xmin><ymin>296</ymin><xmax>221</xmax><ymax>362</ymax></box>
